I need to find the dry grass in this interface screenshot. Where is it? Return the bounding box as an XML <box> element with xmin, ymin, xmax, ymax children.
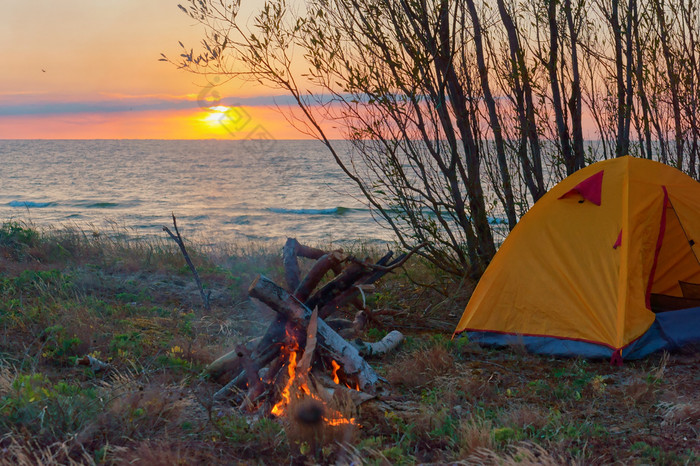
<box><xmin>460</xmin><ymin>442</ymin><xmax>585</xmax><ymax>465</ymax></box>
<box><xmin>0</xmin><ymin>364</ymin><xmax>13</xmax><ymax>395</ymax></box>
<box><xmin>458</xmin><ymin>417</ymin><xmax>495</xmax><ymax>456</ymax></box>
<box><xmin>386</xmin><ymin>343</ymin><xmax>455</xmax><ymax>388</ymax></box>
<box><xmin>659</xmin><ymin>400</ymin><xmax>700</xmax><ymax>425</ymax></box>
<box><xmin>111</xmin><ymin>440</ymin><xmax>216</xmax><ymax>465</ymax></box>
<box><xmin>0</xmin><ymin>434</ymin><xmax>94</xmax><ymax>466</ymax></box>
<box><xmin>499</xmin><ymin>405</ymin><xmax>548</xmax><ymax>432</ymax></box>
<box><xmin>617</xmin><ymin>378</ymin><xmax>656</xmax><ymax>406</ymax></box>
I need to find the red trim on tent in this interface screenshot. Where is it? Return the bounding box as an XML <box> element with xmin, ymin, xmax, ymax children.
<box><xmin>645</xmin><ymin>186</ymin><xmax>669</xmax><ymax>309</ymax></box>
<box><xmin>613</xmin><ymin>229</ymin><xmax>622</xmax><ymax>249</ymax></box>
<box><xmin>558</xmin><ymin>170</ymin><xmax>604</xmax><ymax>206</ymax></box>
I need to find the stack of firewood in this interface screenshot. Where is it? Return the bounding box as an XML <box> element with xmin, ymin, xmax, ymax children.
<box><xmin>207</xmin><ymin>238</ymin><xmax>417</xmax><ymax>415</ymax></box>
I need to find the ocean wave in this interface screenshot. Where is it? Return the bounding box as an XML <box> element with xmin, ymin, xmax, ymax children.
<box><xmin>225</xmin><ymin>217</ymin><xmax>251</xmax><ymax>225</ymax></box>
<box><xmin>268</xmin><ymin>206</ymin><xmax>352</xmax><ymax>215</ymax></box>
<box><xmin>8</xmin><ymin>201</ymin><xmax>54</xmax><ymax>208</ymax></box>
<box><xmin>82</xmin><ymin>202</ymin><xmax>119</xmax><ymax>209</ymax></box>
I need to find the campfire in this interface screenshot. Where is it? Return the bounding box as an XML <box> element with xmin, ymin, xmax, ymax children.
<box><xmin>207</xmin><ymin>238</ymin><xmax>418</xmax><ymax>430</ymax></box>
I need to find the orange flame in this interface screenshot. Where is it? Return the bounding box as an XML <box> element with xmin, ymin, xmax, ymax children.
<box><xmin>326</xmin><ymin>415</ymin><xmax>357</xmax><ymax>426</ymax></box>
<box><xmin>271</xmin><ymin>349</ymin><xmax>297</xmax><ymax>416</ymax></box>
<box><xmin>343</xmin><ymin>379</ymin><xmax>361</xmax><ymax>391</ymax></box>
<box><xmin>331</xmin><ymin>360</ymin><xmax>341</xmax><ymax>384</ymax></box>
<box><xmin>271</xmin><ymin>347</ymin><xmax>357</xmax><ymax>426</ymax></box>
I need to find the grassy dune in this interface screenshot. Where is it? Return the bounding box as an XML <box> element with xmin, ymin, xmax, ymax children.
<box><xmin>0</xmin><ymin>221</ymin><xmax>698</xmax><ymax>464</ymax></box>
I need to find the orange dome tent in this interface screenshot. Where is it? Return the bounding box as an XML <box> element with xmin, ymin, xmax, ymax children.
<box><xmin>455</xmin><ymin>156</ymin><xmax>700</xmax><ymax>363</ymax></box>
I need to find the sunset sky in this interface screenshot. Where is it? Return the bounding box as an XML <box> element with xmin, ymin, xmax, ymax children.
<box><xmin>0</xmin><ymin>0</ymin><xmax>315</xmax><ymax>139</ymax></box>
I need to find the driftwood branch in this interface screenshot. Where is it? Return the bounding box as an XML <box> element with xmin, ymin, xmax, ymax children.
<box><xmin>352</xmin><ymin>330</ymin><xmax>404</xmax><ymax>357</ymax></box>
<box><xmin>249</xmin><ymin>275</ymin><xmax>381</xmax><ymax>392</ymax></box>
<box><xmin>163</xmin><ymin>213</ymin><xmax>210</xmax><ymax>311</ymax></box>
<box><xmin>214</xmin><ymin>370</ymin><xmax>246</xmax><ymax>400</ymax></box>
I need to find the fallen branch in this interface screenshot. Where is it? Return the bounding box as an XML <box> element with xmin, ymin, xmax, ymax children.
<box><xmin>163</xmin><ymin>213</ymin><xmax>210</xmax><ymax>311</ymax></box>
<box><xmin>214</xmin><ymin>370</ymin><xmax>246</xmax><ymax>400</ymax></box>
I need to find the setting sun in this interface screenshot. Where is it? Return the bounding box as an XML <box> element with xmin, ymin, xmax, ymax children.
<box><xmin>202</xmin><ymin>106</ymin><xmax>234</xmax><ymax>126</ymax></box>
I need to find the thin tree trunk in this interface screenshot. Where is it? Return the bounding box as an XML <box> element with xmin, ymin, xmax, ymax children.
<box><xmin>611</xmin><ymin>0</ymin><xmax>628</xmax><ymax>158</ymax></box>
<box><xmin>466</xmin><ymin>0</ymin><xmax>517</xmax><ymax>230</ymax></box>
<box><xmin>547</xmin><ymin>0</ymin><xmax>576</xmax><ymax>174</ymax></box>
<box><xmin>564</xmin><ymin>0</ymin><xmax>585</xmax><ymax>169</ymax></box>
<box><xmin>632</xmin><ymin>0</ymin><xmax>654</xmax><ymax>159</ymax></box>
<box><xmin>623</xmin><ymin>0</ymin><xmax>635</xmax><ymax>157</ymax></box>
<box><xmin>496</xmin><ymin>0</ymin><xmax>545</xmax><ymax>200</ymax></box>
<box><xmin>404</xmin><ymin>0</ymin><xmax>495</xmax><ymax>272</ymax></box>
<box><xmin>654</xmin><ymin>0</ymin><xmax>685</xmax><ymax>169</ymax></box>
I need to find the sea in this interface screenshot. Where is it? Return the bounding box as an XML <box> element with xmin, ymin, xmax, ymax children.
<box><xmin>0</xmin><ymin>140</ymin><xmax>393</xmax><ymax>247</ymax></box>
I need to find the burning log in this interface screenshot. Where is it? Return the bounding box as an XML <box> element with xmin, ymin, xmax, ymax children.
<box><xmin>296</xmin><ymin>307</ymin><xmax>319</xmax><ymax>379</ymax></box>
<box><xmin>249</xmin><ymin>275</ymin><xmax>382</xmax><ymax>392</ymax></box>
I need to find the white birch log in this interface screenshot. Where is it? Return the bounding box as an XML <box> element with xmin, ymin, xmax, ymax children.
<box><xmin>352</xmin><ymin>330</ymin><xmax>405</xmax><ymax>357</ymax></box>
